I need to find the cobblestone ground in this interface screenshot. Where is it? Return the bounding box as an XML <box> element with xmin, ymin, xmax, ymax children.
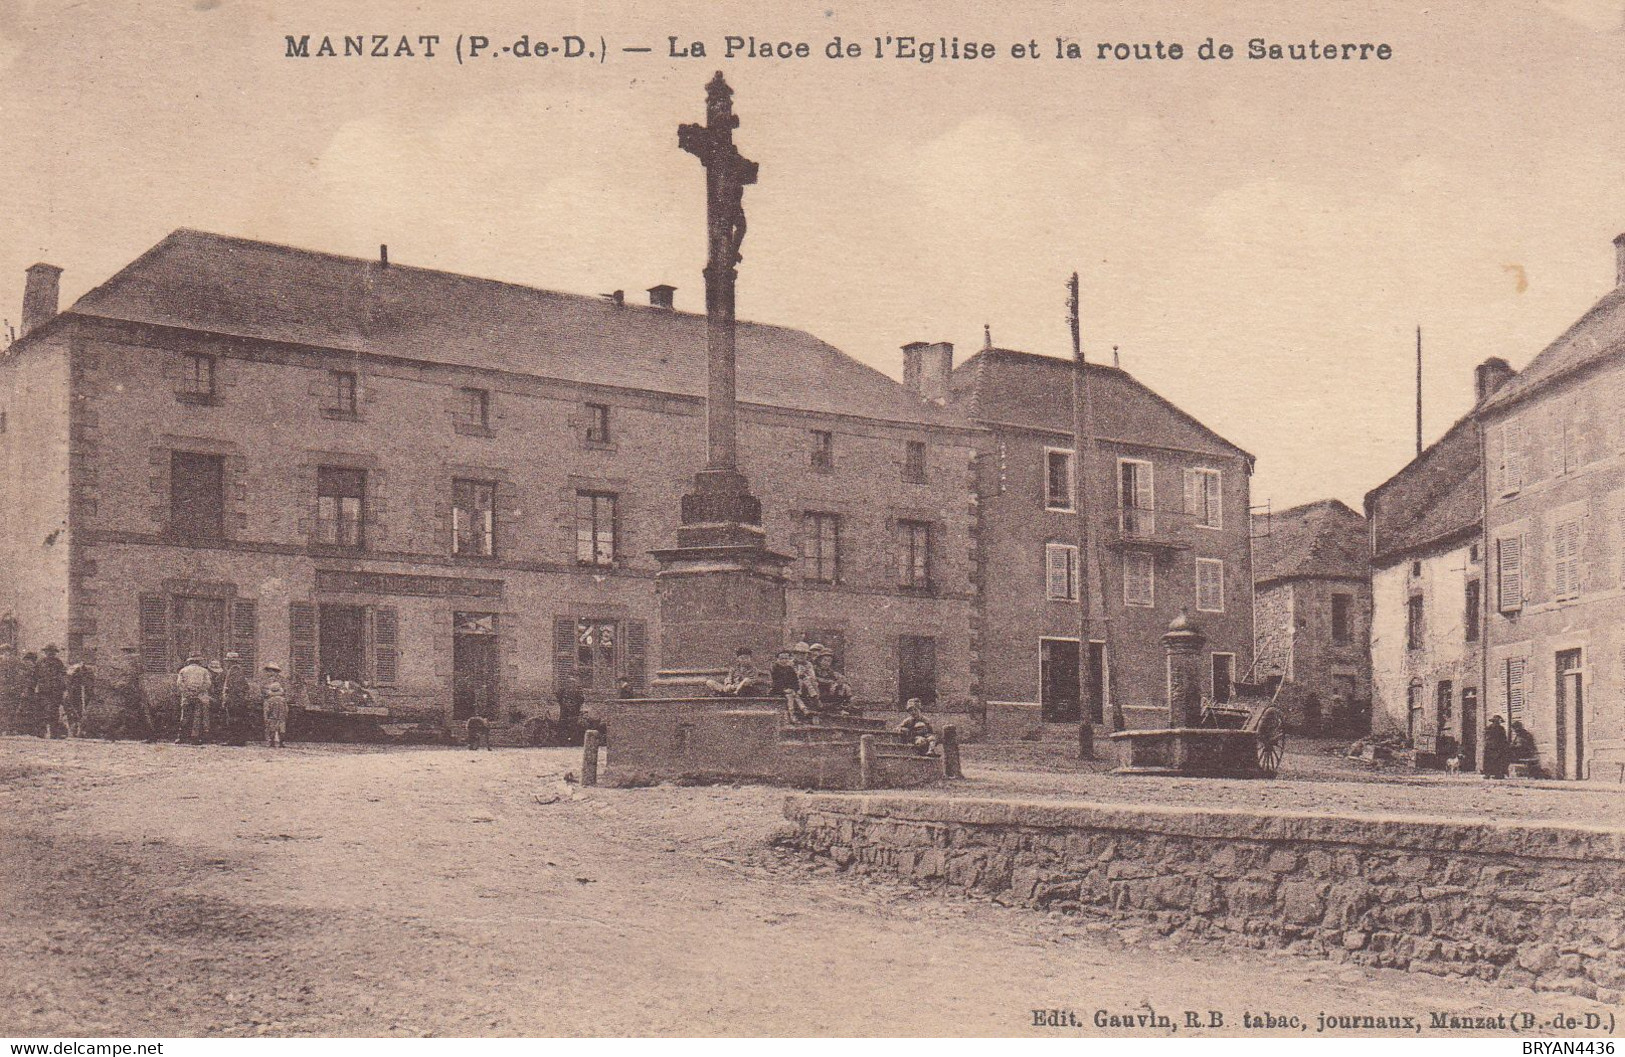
<box><xmin>0</xmin><ymin>735</ymin><xmax>1617</xmax><ymax>1037</ymax></box>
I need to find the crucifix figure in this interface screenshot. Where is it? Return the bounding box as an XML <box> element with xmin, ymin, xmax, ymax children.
<box><xmin>679</xmin><ymin>71</ymin><xmax>758</xmax><ymax>474</ymax></box>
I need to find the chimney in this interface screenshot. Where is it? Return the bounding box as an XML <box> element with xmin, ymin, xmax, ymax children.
<box><xmin>902</xmin><ymin>341</ymin><xmax>954</xmax><ymax>404</ymax></box>
<box><xmin>647</xmin><ymin>284</ymin><xmax>675</xmax><ymax>310</ymax></box>
<box><xmin>1614</xmin><ymin>233</ymin><xmax>1625</xmax><ymax>288</ymax></box>
<box><xmin>1474</xmin><ymin>357</ymin><xmax>1515</xmax><ymax>404</ymax></box>
<box><xmin>379</xmin><ymin>244</ymin><xmax>389</xmax><ymax>267</ymax></box>
<box><xmin>21</xmin><ymin>263</ymin><xmax>61</xmax><ymax>338</ymax></box>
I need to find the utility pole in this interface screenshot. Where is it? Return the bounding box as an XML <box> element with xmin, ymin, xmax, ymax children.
<box><xmin>1416</xmin><ymin>325</ymin><xmax>1423</xmax><ymax>457</ymax></box>
<box><xmin>1069</xmin><ymin>273</ymin><xmax>1099</xmax><ymax>759</ymax></box>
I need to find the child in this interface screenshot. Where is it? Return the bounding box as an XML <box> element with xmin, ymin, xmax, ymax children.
<box><xmin>260</xmin><ymin>663</ymin><xmax>290</xmax><ymax>748</ymax></box>
<box><xmin>897</xmin><ymin>698</ymin><xmax>936</xmax><ymax>755</ymax></box>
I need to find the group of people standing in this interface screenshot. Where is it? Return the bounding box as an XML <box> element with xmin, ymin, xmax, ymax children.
<box><xmin>0</xmin><ymin>643</ymin><xmax>293</xmax><ymax>749</ymax></box>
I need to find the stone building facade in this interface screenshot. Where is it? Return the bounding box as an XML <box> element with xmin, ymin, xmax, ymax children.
<box><xmin>1477</xmin><ymin>235</ymin><xmax>1625</xmax><ymax>780</ymax></box>
<box><xmin>1365</xmin><ymin>360</ymin><xmax>1511</xmax><ymax>767</ymax></box>
<box><xmin>912</xmin><ymin>344</ymin><xmax>1255</xmax><ymax>729</ymax></box>
<box><xmin>1251</xmin><ymin>499</ymin><xmax>1371</xmax><ymax>733</ymax></box>
<box><xmin>0</xmin><ymin>231</ymin><xmax>982</xmax><ymax>728</ymax></box>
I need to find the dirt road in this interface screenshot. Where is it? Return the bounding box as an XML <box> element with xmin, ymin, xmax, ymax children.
<box><xmin>0</xmin><ymin>737</ymin><xmax>1613</xmax><ymax>1037</ymax></box>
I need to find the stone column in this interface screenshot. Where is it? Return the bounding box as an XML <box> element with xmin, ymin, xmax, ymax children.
<box><xmin>1163</xmin><ymin>612</ymin><xmax>1206</xmax><ymax>728</ymax></box>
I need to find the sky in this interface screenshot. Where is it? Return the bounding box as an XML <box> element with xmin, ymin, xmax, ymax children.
<box><xmin>3</xmin><ymin>0</ymin><xmax>1625</xmax><ymax>511</ymax></box>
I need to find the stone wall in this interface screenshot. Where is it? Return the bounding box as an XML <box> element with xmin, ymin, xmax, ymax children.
<box><xmin>785</xmin><ymin>793</ymin><xmax>1625</xmax><ymax>1000</ymax></box>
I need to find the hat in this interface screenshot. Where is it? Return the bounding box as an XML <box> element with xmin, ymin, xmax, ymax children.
<box><xmin>225</xmin><ymin>651</ymin><xmax>241</xmax><ymax>661</ymax></box>
<box><xmin>262</xmin><ymin>662</ymin><xmax>282</xmax><ymax>673</ymax></box>
<box><xmin>41</xmin><ymin>644</ymin><xmax>59</xmax><ymax>654</ymax></box>
<box><xmin>809</xmin><ymin>643</ymin><xmax>828</xmax><ymax>655</ymax></box>
<box><xmin>792</xmin><ymin>641</ymin><xmax>812</xmax><ymax>654</ymax></box>
<box><xmin>735</xmin><ymin>646</ymin><xmax>754</xmax><ymax>656</ymax></box>
<box><xmin>185</xmin><ymin>654</ymin><xmax>204</xmax><ymax>664</ymax></box>
<box><xmin>905</xmin><ymin>698</ymin><xmax>923</xmax><ymax>711</ymax></box>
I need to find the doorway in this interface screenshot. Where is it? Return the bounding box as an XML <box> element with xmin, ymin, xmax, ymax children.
<box><xmin>1556</xmin><ymin>649</ymin><xmax>1584</xmax><ymax>780</ymax></box>
<box><xmin>1460</xmin><ymin>688</ymin><xmax>1478</xmax><ymax>771</ymax></box>
<box><xmin>453</xmin><ymin>612</ymin><xmax>499</xmax><ymax>721</ymax></box>
<box><xmin>317</xmin><ymin>604</ymin><xmax>366</xmax><ymax>683</ymax></box>
<box><xmin>1040</xmin><ymin>638</ymin><xmax>1080</xmax><ymax>722</ymax></box>
<box><xmin>1087</xmin><ymin>641</ymin><xmax>1108</xmax><ymax>724</ymax></box>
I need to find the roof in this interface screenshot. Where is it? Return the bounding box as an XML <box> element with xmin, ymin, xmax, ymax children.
<box><xmin>1251</xmin><ymin>498</ymin><xmax>1368</xmax><ymax>585</ymax></box>
<box><xmin>1478</xmin><ymin>283</ymin><xmax>1625</xmax><ymax>414</ymax></box>
<box><xmin>947</xmin><ymin>347</ymin><xmax>1252</xmax><ymax>463</ymax></box>
<box><xmin>63</xmin><ymin>229</ymin><xmax>959</xmax><ymax>428</ymax></box>
<box><xmin>1363</xmin><ymin>410</ymin><xmax>1483</xmax><ymax>566</ymax></box>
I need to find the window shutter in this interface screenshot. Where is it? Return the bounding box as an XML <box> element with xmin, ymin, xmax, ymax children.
<box><xmin>289</xmin><ymin>603</ymin><xmax>317</xmax><ymax>681</ymax></box>
<box><xmin>373</xmin><ymin>607</ymin><xmax>399</xmax><ymax>685</ymax></box>
<box><xmin>553</xmin><ymin>616</ymin><xmax>577</xmax><ymax>688</ymax></box>
<box><xmin>1498</xmin><ymin>537</ymin><xmax>1523</xmax><ymax>610</ymax></box>
<box><xmin>1205</xmin><ymin>471</ymin><xmax>1222</xmax><ymax>528</ymax></box>
<box><xmin>140</xmin><ymin>594</ymin><xmax>169</xmax><ymax>674</ymax></box>
<box><xmin>1137</xmin><ymin>463</ymin><xmax>1155</xmax><ymax>512</ymax></box>
<box><xmin>1184</xmin><ymin>469</ymin><xmax>1200</xmax><ymax>517</ymax></box>
<box><xmin>1046</xmin><ymin>545</ymin><xmax>1065</xmax><ymax>598</ymax></box>
<box><xmin>1506</xmin><ymin>657</ymin><xmax>1526</xmax><ymax>721</ymax></box>
<box><xmin>230</xmin><ymin>600</ymin><xmax>258</xmax><ymax>673</ymax></box>
<box><xmin>625</xmin><ymin>619</ymin><xmax>648</xmax><ymax>692</ymax></box>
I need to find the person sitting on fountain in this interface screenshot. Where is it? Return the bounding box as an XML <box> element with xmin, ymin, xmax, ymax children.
<box><xmin>769</xmin><ymin>649</ymin><xmax>803</xmax><ymax>720</ymax></box>
<box><xmin>812</xmin><ymin>649</ymin><xmax>856</xmax><ymax>716</ymax></box>
<box><xmin>705</xmin><ymin>646</ymin><xmax>762</xmax><ymax>697</ymax></box>
<box><xmin>783</xmin><ymin>642</ymin><xmax>822</xmax><ymax>721</ymax></box>
<box><xmin>897</xmin><ymin>698</ymin><xmax>936</xmax><ymax>755</ymax></box>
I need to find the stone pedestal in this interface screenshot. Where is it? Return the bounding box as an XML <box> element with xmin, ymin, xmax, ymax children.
<box><xmin>650</xmin><ymin>470</ymin><xmax>790</xmax><ymax>693</ymax></box>
<box><xmin>1162</xmin><ymin>612</ymin><xmax>1206</xmax><ymax>727</ymax></box>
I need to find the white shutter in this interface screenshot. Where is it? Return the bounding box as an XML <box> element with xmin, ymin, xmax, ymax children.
<box><xmin>1498</xmin><ymin>536</ymin><xmax>1523</xmax><ymax>611</ymax></box>
<box><xmin>1554</xmin><ymin>519</ymin><xmax>1581</xmax><ymax>600</ymax></box>
<box><xmin>1197</xmin><ymin>559</ymin><xmax>1225</xmax><ymax>612</ymax></box>
<box><xmin>1047</xmin><ymin>544</ymin><xmax>1078</xmax><ymax>601</ymax></box>
<box><xmin>1137</xmin><ymin>463</ymin><xmax>1155</xmax><ymax>525</ymax></box>
<box><xmin>1205</xmin><ymin>471</ymin><xmax>1222</xmax><ymax>528</ymax></box>
<box><xmin>1506</xmin><ymin>657</ymin><xmax>1526</xmax><ymax>721</ymax></box>
<box><xmin>1184</xmin><ymin>470</ymin><xmax>1200</xmax><ymax>518</ymax></box>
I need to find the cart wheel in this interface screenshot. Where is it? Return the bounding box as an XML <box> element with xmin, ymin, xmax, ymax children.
<box><xmin>1252</xmin><ymin>706</ymin><xmax>1285</xmax><ymax>777</ymax></box>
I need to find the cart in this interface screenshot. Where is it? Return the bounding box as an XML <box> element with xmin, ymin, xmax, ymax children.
<box><xmin>1195</xmin><ymin>680</ymin><xmax>1287</xmax><ymax>778</ymax></box>
<box><xmin>1110</xmin><ymin>679</ymin><xmax>1287</xmax><ymax>778</ymax></box>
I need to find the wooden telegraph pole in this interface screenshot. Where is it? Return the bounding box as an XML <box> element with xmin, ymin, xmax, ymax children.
<box><xmin>1068</xmin><ymin>273</ymin><xmax>1099</xmax><ymax>759</ymax></box>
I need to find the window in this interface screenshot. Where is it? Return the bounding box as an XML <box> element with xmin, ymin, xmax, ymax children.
<box><xmin>1119</xmin><ymin>458</ymin><xmax>1155</xmax><ymax>536</ymax></box>
<box><xmin>1437</xmin><ymin>680</ymin><xmax>1454</xmax><ymax>729</ymax></box>
<box><xmin>452</xmin><ymin>479</ymin><xmax>496</xmax><ymax>557</ymax></box>
<box><xmin>1469</xmin><ymin>542</ymin><xmax>1481</xmax><ymax>563</ymax></box>
<box><xmin>898</xmin><ymin>634</ymin><xmax>937</xmax><ymax>707</ymax></box>
<box><xmin>1553</xmin><ymin>404</ymin><xmax>1581</xmax><ymax>476</ymax></box>
<box><xmin>1123</xmin><ymin>551</ymin><xmax>1155</xmax><ymax>607</ymax></box>
<box><xmin>1406</xmin><ymin>594</ymin><xmax>1425</xmax><ymax>650</ymax></box>
<box><xmin>1045</xmin><ymin>449</ymin><xmax>1075</xmax><ymax>511</ymax></box>
<box><xmin>1045</xmin><ymin>543</ymin><xmax>1079</xmax><ymax>601</ymax></box>
<box><xmin>575</xmin><ymin>491</ymin><xmax>617</xmax><ymax>566</ymax></box>
<box><xmin>456</xmin><ymin>388</ymin><xmax>490</xmax><ymax>433</ymax></box>
<box><xmin>803</xmin><ymin>513</ymin><xmax>841</xmax><ymax>583</ymax></box>
<box><xmin>1196</xmin><ymin>558</ymin><xmax>1225</xmax><ymax>612</ymax></box>
<box><xmin>1494</xmin><ymin>418</ymin><xmax>1527</xmax><ymax>494</ymax></box>
<box><xmin>316</xmin><ymin>467</ymin><xmax>366</xmax><ymax>549</ymax></box>
<box><xmin>1185</xmin><ymin>468</ymin><xmax>1222</xmax><ymax>529</ymax></box>
<box><xmin>178</xmin><ymin>353</ymin><xmax>216</xmax><ymax>401</ymax></box>
<box><xmin>1411</xmin><ymin>560</ymin><xmax>1422</xmax><ymax>578</ymax></box>
<box><xmin>1465</xmin><ymin>580</ymin><xmax>1481</xmax><ymax>642</ymax></box>
<box><xmin>1211</xmin><ymin>652</ymin><xmax>1236</xmax><ymax>703</ymax></box>
<box><xmin>898</xmin><ymin>519</ymin><xmax>932</xmax><ymax>590</ymax></box>
<box><xmin>1505</xmin><ymin>657</ymin><xmax>1526</xmax><ymax>722</ymax></box>
<box><xmin>171</xmin><ymin>596</ymin><xmax>228</xmax><ymax>670</ymax></box>
<box><xmin>1331</xmin><ymin>592</ymin><xmax>1353</xmax><ymax>645</ymax></box>
<box><xmin>904</xmin><ymin>441</ymin><xmax>927</xmax><ymax>483</ymax></box>
<box><xmin>811</xmin><ymin>430</ymin><xmax>835</xmax><ymax>471</ymax></box>
<box><xmin>585</xmin><ymin>402</ymin><xmax>610</xmax><ymax>444</ymax></box>
<box><xmin>1497</xmin><ymin>536</ymin><xmax>1523</xmax><ymax>612</ymax></box>
<box><xmin>327</xmin><ymin>370</ymin><xmax>358</xmax><ymax>417</ymax></box>
<box><xmin>1407</xmin><ymin>683</ymin><xmax>1423</xmax><ymax>743</ymax></box>
<box><xmin>170</xmin><ymin>451</ymin><xmax>225</xmax><ymax>539</ymax></box>
<box><xmin>576</xmin><ymin>619</ymin><xmax>618</xmax><ymax>688</ymax></box>
<box><xmin>1553</xmin><ymin>518</ymin><xmax>1581</xmax><ymax>601</ymax></box>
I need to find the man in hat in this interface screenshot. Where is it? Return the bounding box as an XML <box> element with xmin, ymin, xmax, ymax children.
<box><xmin>1482</xmin><ymin>715</ymin><xmax>1510</xmax><ymax>780</ymax></box>
<box><xmin>175</xmin><ymin>655</ymin><xmax>212</xmax><ymax>744</ymax></box>
<box><xmin>790</xmin><ymin>642</ymin><xmax>821</xmax><ymax>716</ymax></box>
<box><xmin>221</xmin><ymin>651</ymin><xmax>252</xmax><ymax>746</ymax></box>
<box><xmin>704</xmin><ymin>647</ymin><xmax>762</xmax><ymax>697</ymax></box>
<box><xmin>109</xmin><ymin>645</ymin><xmax>155</xmax><ymax>742</ymax></box>
<box><xmin>812</xmin><ymin>649</ymin><xmax>855</xmax><ymax>715</ymax></box>
<box><xmin>259</xmin><ymin>663</ymin><xmax>289</xmax><ymax>748</ymax></box>
<box><xmin>34</xmin><ymin>644</ymin><xmax>68</xmax><ymax>738</ymax></box>
<box><xmin>18</xmin><ymin>651</ymin><xmax>40</xmax><ymax>736</ymax></box>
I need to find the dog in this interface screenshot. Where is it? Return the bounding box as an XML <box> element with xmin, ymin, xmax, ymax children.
<box><xmin>465</xmin><ymin>715</ymin><xmax>493</xmax><ymax>752</ymax></box>
<box><xmin>1444</xmin><ymin>755</ymin><xmax>1462</xmax><ymax>775</ymax></box>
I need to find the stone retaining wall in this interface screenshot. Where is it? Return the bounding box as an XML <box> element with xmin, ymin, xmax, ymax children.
<box><xmin>784</xmin><ymin>793</ymin><xmax>1625</xmax><ymax>1000</ymax></box>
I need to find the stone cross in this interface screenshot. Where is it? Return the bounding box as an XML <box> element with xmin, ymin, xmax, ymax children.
<box><xmin>679</xmin><ymin>72</ymin><xmax>758</xmax><ymax>474</ymax></box>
